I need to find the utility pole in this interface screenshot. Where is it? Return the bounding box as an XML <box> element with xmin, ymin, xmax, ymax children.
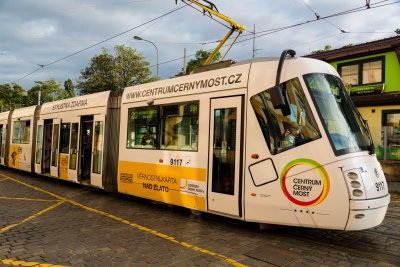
<box><xmin>252</xmin><ymin>24</ymin><xmax>256</xmax><ymax>58</ymax></box>
<box><xmin>183</xmin><ymin>48</ymin><xmax>187</xmax><ymax>74</ymax></box>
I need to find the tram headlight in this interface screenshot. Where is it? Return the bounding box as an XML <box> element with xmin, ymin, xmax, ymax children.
<box><xmin>352</xmin><ymin>189</ymin><xmax>364</xmax><ymax>197</ymax></box>
<box><xmin>343</xmin><ymin>169</ymin><xmax>366</xmax><ymax>199</ymax></box>
<box><xmin>350</xmin><ymin>181</ymin><xmax>361</xmax><ymax>188</ymax></box>
<box><xmin>347</xmin><ymin>172</ymin><xmax>359</xmax><ymax>180</ymax></box>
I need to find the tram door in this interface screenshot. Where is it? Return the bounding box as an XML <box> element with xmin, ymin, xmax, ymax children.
<box><xmin>42</xmin><ymin>120</ymin><xmax>53</xmax><ymax>174</ymax></box>
<box><xmin>0</xmin><ymin>124</ymin><xmax>4</xmax><ymax>165</ymax></box>
<box><xmin>90</xmin><ymin>114</ymin><xmax>105</xmax><ymax>188</ymax></box>
<box><xmin>50</xmin><ymin>119</ymin><xmax>61</xmax><ymax>177</ymax></box>
<box><xmin>35</xmin><ymin>120</ymin><xmax>44</xmax><ymax>173</ymax></box>
<box><xmin>208</xmin><ymin>96</ymin><xmax>243</xmax><ymax>217</ymax></box>
<box><xmin>68</xmin><ymin>118</ymin><xmax>80</xmax><ymax>182</ymax></box>
<box><xmin>79</xmin><ymin>116</ymin><xmax>93</xmax><ymax>184</ymax></box>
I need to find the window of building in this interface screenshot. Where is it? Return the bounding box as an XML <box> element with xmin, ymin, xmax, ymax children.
<box><xmin>12</xmin><ymin>120</ymin><xmax>30</xmax><ymax>144</ymax></box>
<box><xmin>379</xmin><ymin>110</ymin><xmax>400</xmax><ymax>160</ymax></box>
<box><xmin>338</xmin><ymin>57</ymin><xmax>384</xmax><ymax>86</ymax></box>
<box><xmin>126</xmin><ymin>101</ymin><xmax>199</xmax><ymax>151</ymax></box>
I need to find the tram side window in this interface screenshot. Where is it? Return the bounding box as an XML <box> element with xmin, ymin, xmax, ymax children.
<box><xmin>160</xmin><ymin>102</ymin><xmax>199</xmax><ymax>151</ymax></box>
<box><xmin>126</xmin><ymin>102</ymin><xmax>199</xmax><ymax>151</ymax></box>
<box><xmin>127</xmin><ymin>106</ymin><xmax>159</xmax><ymax>149</ymax></box>
<box><xmin>35</xmin><ymin>125</ymin><xmax>43</xmax><ymax>164</ymax></box>
<box><xmin>60</xmin><ymin>123</ymin><xmax>71</xmax><ymax>154</ymax></box>
<box><xmin>12</xmin><ymin>120</ymin><xmax>30</xmax><ymax>144</ymax></box>
<box><xmin>69</xmin><ymin>123</ymin><xmax>79</xmax><ymax>170</ymax></box>
<box><xmin>250</xmin><ymin>77</ymin><xmax>321</xmax><ymax>154</ymax></box>
<box><xmin>1</xmin><ymin>126</ymin><xmax>6</xmax><ymax>158</ymax></box>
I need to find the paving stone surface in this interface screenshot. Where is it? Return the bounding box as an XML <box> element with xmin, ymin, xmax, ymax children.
<box><xmin>0</xmin><ymin>168</ymin><xmax>399</xmax><ymax>267</ymax></box>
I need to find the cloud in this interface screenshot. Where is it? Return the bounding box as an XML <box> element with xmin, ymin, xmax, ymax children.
<box><xmin>0</xmin><ymin>0</ymin><xmax>399</xmax><ymax>89</ymax></box>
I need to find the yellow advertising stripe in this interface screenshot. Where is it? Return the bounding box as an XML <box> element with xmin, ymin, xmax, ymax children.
<box><xmin>1</xmin><ymin>174</ymin><xmax>247</xmax><ymax>267</ymax></box>
<box><xmin>0</xmin><ymin>196</ymin><xmax>58</xmax><ymax>202</ymax></box>
<box><xmin>0</xmin><ymin>259</ymin><xmax>68</xmax><ymax>267</ymax></box>
<box><xmin>0</xmin><ymin>200</ymin><xmax>65</xmax><ymax>234</ymax></box>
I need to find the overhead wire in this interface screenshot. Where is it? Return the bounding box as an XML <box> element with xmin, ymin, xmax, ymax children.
<box><xmin>150</xmin><ymin>0</ymin><xmax>400</xmax><ymax>68</ymax></box>
<box><xmin>11</xmin><ymin>0</ymin><xmax>400</xmax><ymax>83</ymax></box>
<box><xmin>237</xmin><ymin>0</ymin><xmax>399</xmax><ymax>43</ymax></box>
<box><xmin>182</xmin><ymin>0</ymin><xmax>232</xmax><ymax>30</ymax></box>
<box><xmin>12</xmin><ymin>2</ymin><xmax>190</xmax><ymax>83</ymax></box>
<box><xmin>298</xmin><ymin>0</ymin><xmax>346</xmax><ymax>33</ymax></box>
<box><xmin>0</xmin><ymin>0</ymin><xmax>154</xmax><ymax>16</ymax></box>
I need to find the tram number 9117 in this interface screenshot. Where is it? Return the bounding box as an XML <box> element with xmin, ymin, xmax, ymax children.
<box><xmin>375</xmin><ymin>181</ymin><xmax>385</xmax><ymax>192</ymax></box>
<box><xmin>170</xmin><ymin>159</ymin><xmax>183</xmax><ymax>166</ymax></box>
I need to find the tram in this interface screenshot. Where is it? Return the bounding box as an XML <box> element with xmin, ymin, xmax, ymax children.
<box><xmin>0</xmin><ymin>51</ymin><xmax>390</xmax><ymax>230</ymax></box>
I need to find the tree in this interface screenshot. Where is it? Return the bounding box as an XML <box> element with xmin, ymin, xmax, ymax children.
<box><xmin>311</xmin><ymin>44</ymin><xmax>333</xmax><ymax>55</ymax></box>
<box><xmin>185</xmin><ymin>49</ymin><xmax>221</xmax><ymax>74</ymax></box>
<box><xmin>341</xmin><ymin>43</ymin><xmax>353</xmax><ymax>49</ymax></box>
<box><xmin>395</xmin><ymin>28</ymin><xmax>400</xmax><ymax>35</ymax></box>
<box><xmin>64</xmin><ymin>79</ymin><xmax>75</xmax><ymax>98</ymax></box>
<box><xmin>77</xmin><ymin>45</ymin><xmax>157</xmax><ymax>95</ymax></box>
<box><xmin>27</xmin><ymin>79</ymin><xmax>64</xmax><ymax>105</ymax></box>
<box><xmin>0</xmin><ymin>83</ymin><xmax>27</xmax><ymax>111</ymax></box>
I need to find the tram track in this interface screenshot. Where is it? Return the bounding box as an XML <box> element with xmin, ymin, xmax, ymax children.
<box><xmin>271</xmin><ymin>229</ymin><xmax>400</xmax><ymax>265</ymax></box>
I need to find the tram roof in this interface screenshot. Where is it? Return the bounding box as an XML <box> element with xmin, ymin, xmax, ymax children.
<box><xmin>11</xmin><ymin>105</ymin><xmax>37</xmax><ymax>119</ymax></box>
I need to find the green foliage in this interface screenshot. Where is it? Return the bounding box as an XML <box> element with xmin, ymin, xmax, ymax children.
<box><xmin>77</xmin><ymin>45</ymin><xmax>157</xmax><ymax>95</ymax></box>
<box><xmin>27</xmin><ymin>79</ymin><xmax>64</xmax><ymax>105</ymax></box>
<box><xmin>396</xmin><ymin>28</ymin><xmax>400</xmax><ymax>35</ymax></box>
<box><xmin>0</xmin><ymin>83</ymin><xmax>27</xmax><ymax>111</ymax></box>
<box><xmin>341</xmin><ymin>43</ymin><xmax>353</xmax><ymax>48</ymax></box>
<box><xmin>64</xmin><ymin>79</ymin><xmax>75</xmax><ymax>98</ymax></box>
<box><xmin>186</xmin><ymin>50</ymin><xmax>221</xmax><ymax>74</ymax></box>
<box><xmin>311</xmin><ymin>44</ymin><xmax>333</xmax><ymax>55</ymax></box>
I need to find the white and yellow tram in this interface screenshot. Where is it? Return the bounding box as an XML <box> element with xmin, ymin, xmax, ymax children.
<box><xmin>0</xmin><ymin>51</ymin><xmax>390</xmax><ymax>230</ymax></box>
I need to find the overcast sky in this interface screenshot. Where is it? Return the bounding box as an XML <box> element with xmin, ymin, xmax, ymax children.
<box><xmin>0</xmin><ymin>0</ymin><xmax>399</xmax><ymax>90</ymax></box>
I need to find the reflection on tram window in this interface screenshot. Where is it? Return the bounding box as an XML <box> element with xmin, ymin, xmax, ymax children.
<box><xmin>60</xmin><ymin>123</ymin><xmax>71</xmax><ymax>154</ymax></box>
<box><xmin>126</xmin><ymin>102</ymin><xmax>199</xmax><ymax>151</ymax></box>
<box><xmin>12</xmin><ymin>120</ymin><xmax>31</xmax><ymax>144</ymax></box>
<box><xmin>69</xmin><ymin>123</ymin><xmax>79</xmax><ymax>170</ymax></box>
<box><xmin>92</xmin><ymin>121</ymin><xmax>103</xmax><ymax>174</ymax></box>
<box><xmin>160</xmin><ymin>102</ymin><xmax>198</xmax><ymax>151</ymax></box>
<box><xmin>250</xmin><ymin>77</ymin><xmax>321</xmax><ymax>155</ymax></box>
<box><xmin>212</xmin><ymin>108</ymin><xmax>236</xmax><ymax>195</ymax></box>
<box><xmin>35</xmin><ymin>125</ymin><xmax>43</xmax><ymax>164</ymax></box>
<box><xmin>127</xmin><ymin>106</ymin><xmax>159</xmax><ymax>149</ymax></box>
<box><xmin>51</xmin><ymin>124</ymin><xmax>59</xmax><ymax>167</ymax></box>
<box><xmin>304</xmin><ymin>74</ymin><xmax>372</xmax><ymax>155</ymax></box>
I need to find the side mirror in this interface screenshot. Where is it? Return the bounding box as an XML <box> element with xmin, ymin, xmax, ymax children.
<box><xmin>270</xmin><ymin>85</ymin><xmax>285</xmax><ymax>109</ymax></box>
<box><xmin>270</xmin><ymin>49</ymin><xmax>296</xmax><ymax>116</ymax></box>
<box><xmin>270</xmin><ymin>86</ymin><xmax>291</xmax><ymax>117</ymax></box>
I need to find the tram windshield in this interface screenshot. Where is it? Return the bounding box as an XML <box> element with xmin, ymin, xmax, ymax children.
<box><xmin>250</xmin><ymin>77</ymin><xmax>322</xmax><ymax>155</ymax></box>
<box><xmin>304</xmin><ymin>73</ymin><xmax>372</xmax><ymax>156</ymax></box>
